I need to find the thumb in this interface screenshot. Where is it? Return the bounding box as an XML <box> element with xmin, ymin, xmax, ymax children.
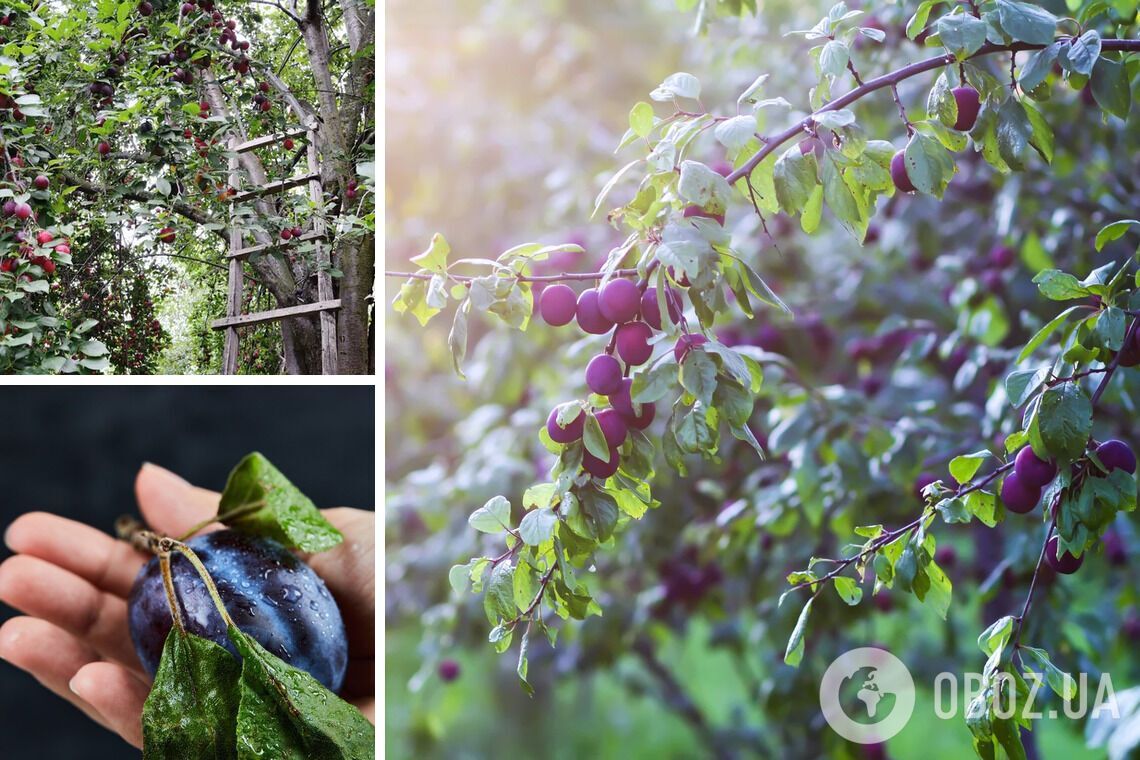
<box><xmin>135</xmin><ymin>462</ymin><xmax>221</xmax><ymax>537</ymax></box>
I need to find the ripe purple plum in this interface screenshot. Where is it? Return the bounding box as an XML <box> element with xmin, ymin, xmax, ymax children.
<box><xmin>582</xmin><ymin>448</ymin><xmax>620</xmax><ymax>479</ymax></box>
<box><xmin>546</xmin><ymin>406</ymin><xmax>584</xmax><ymax>443</ymax></box>
<box><xmin>1014</xmin><ymin>447</ymin><xmax>1057</xmax><ymax>488</ymax></box>
<box><xmin>575</xmin><ymin>288</ymin><xmax>615</xmax><ymax>335</ymax></box>
<box><xmin>438</xmin><ymin>659</ymin><xmax>461</xmax><ymax>682</ymax></box>
<box><xmin>539</xmin><ymin>283</ymin><xmax>577</xmax><ymax>326</ymax></box>
<box><xmin>641</xmin><ymin>286</ymin><xmax>681</xmax><ymax>330</ymax></box>
<box><xmin>674</xmin><ymin>333</ymin><xmax>708</xmax><ymax>363</ymax></box>
<box><xmin>595</xmin><ymin>408</ymin><xmax>628</xmax><ymax>448</ymax></box>
<box><xmin>1096</xmin><ymin>439</ymin><xmax>1136</xmax><ymax>475</ymax></box>
<box><xmin>989</xmin><ymin>245</ymin><xmax>1016</xmax><ymax>268</ymax></box>
<box><xmin>128</xmin><ymin>530</ymin><xmax>348</xmax><ymax>692</ymax></box>
<box><xmin>616</xmin><ymin>322</ymin><xmax>653</xmax><ymax>365</ymax></box>
<box><xmin>598</xmin><ymin>278</ymin><xmax>641</xmax><ymax>324</ymax></box>
<box><xmin>1000</xmin><ymin>472</ymin><xmax>1041</xmax><ymax>514</ymax></box>
<box><xmin>1044</xmin><ymin>535</ymin><xmax>1083</xmax><ymax>574</ymax></box>
<box><xmin>585</xmin><ymin>354</ymin><xmax>623</xmax><ymax>396</ymax></box>
<box><xmin>951</xmin><ymin>86</ymin><xmax>980</xmax><ymax>131</ymax></box>
<box><xmin>890</xmin><ymin>150</ymin><xmax>915</xmax><ymax>193</ymax></box>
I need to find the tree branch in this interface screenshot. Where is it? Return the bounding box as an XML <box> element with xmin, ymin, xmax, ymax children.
<box><xmin>725</xmin><ymin>38</ymin><xmax>1140</xmax><ymax>187</ymax></box>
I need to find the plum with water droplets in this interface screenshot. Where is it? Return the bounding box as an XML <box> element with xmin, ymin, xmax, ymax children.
<box><xmin>127</xmin><ymin>530</ymin><xmax>348</xmax><ymax>692</ymax></box>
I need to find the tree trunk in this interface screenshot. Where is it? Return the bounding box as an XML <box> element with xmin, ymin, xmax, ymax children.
<box><xmin>336</xmin><ymin>234</ymin><xmax>374</xmax><ymax>373</ymax></box>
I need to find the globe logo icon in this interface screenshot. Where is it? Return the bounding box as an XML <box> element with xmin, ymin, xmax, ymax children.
<box><xmin>820</xmin><ymin>648</ymin><xmax>915</xmax><ymax>743</ymax></box>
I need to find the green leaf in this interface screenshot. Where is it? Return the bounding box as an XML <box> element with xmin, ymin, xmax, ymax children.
<box><xmin>1005</xmin><ymin>367</ymin><xmax>1049</xmax><ymax>407</ymax></box>
<box><xmin>714</xmin><ymin>115</ymin><xmax>757</xmax><ymax>153</ymax></box>
<box><xmin>518</xmin><ymin>508</ymin><xmax>557</xmax><ymax>546</ymax></box>
<box><xmin>483</xmin><ymin>561</ymin><xmax>516</xmax><ymax>623</ymax></box>
<box><xmin>907</xmin><ymin>0</ymin><xmax>944</xmax><ymax>39</ymax></box>
<box><xmin>819</xmin><ymin>40</ymin><xmax>849</xmax><ymax>78</ymax></box>
<box><xmin>392</xmin><ymin>278</ymin><xmax>441</xmax><ymax>326</ymax></box>
<box><xmin>773</xmin><ymin>146</ymin><xmax>817</xmax><ymax>214</ymax></box>
<box><xmin>469</xmin><ymin>495</ymin><xmax>512</xmax><ymax>533</ymax></box>
<box><xmin>629</xmin><ymin>101</ymin><xmax>654</xmax><ymax>138</ymax></box>
<box><xmin>903</xmin><ymin>131</ymin><xmax>956</xmax><ymax>198</ymax></box>
<box><xmin>1037</xmin><ymin>383</ymin><xmax>1092</xmax><ymax>463</ymax></box>
<box><xmin>978</xmin><ymin>615</ymin><xmax>1015</xmax><ymax>656</ymax></box>
<box><xmin>583</xmin><ymin>413</ymin><xmax>612</xmax><ymax>462</ymax></box>
<box><xmin>936</xmin><ymin>13</ymin><xmax>988</xmax><ymax>56</ymax></box>
<box><xmin>631</xmin><ymin>359</ymin><xmax>678</xmax><ymax>404</ymax></box>
<box><xmin>217</xmin><ymin>453</ymin><xmax>343</xmax><ymax>552</ymax></box>
<box><xmin>965</xmin><ymin>490</ymin><xmax>999</xmax><ymax>527</ymax></box>
<box><xmin>409</xmin><ymin>232</ymin><xmax>450</xmax><ymax>274</ymax></box>
<box><xmin>1090</xmin><ymin>57</ymin><xmax>1131</xmax><ymax>120</ymax></box>
<box><xmin>923</xmin><ymin>559</ymin><xmax>952</xmax><ymax>619</ymax></box>
<box><xmin>650</xmin><ymin>72</ymin><xmax>701</xmax><ymax>101</ymax></box>
<box><xmin>1095</xmin><ymin>219</ymin><xmax>1140</xmax><ymax>251</ymax></box>
<box><xmin>229</xmin><ymin>626</ymin><xmax>375</xmax><ymax>760</ymax></box>
<box><xmin>950</xmin><ymin>450</ymin><xmax>992</xmax><ymax>484</ymax></box>
<box><xmin>784</xmin><ymin>597</ymin><xmax>813</xmax><ymax>666</ymax></box>
<box><xmin>447</xmin><ymin>302</ymin><xmax>469</xmax><ymax>378</ymax></box>
<box><xmin>679</xmin><ymin>349</ymin><xmax>717</xmax><ymax>407</ymax></box>
<box><xmin>993</xmin><ymin>716</ymin><xmax>1028</xmax><ymax>760</ymax></box>
<box><xmin>996</xmin><ymin>0</ymin><xmax>1058</xmax><ymax>45</ymax></box>
<box><xmin>1032</xmin><ymin>270</ymin><xmax>1090</xmax><ymax>301</ymax></box>
<box><xmin>142</xmin><ymin>630</ymin><xmax>240</xmax><ymax>760</ymax></box>
<box><xmin>1017</xmin><ymin>305</ymin><xmax>1083</xmax><ymax>361</ymax></box>
<box><xmin>1059</xmin><ymin>31</ymin><xmax>1100</xmax><ymax>77</ymax></box>
<box><xmin>678</xmin><ymin>160</ymin><xmax>732</xmax><ymax>215</ymax></box>
<box><xmin>927</xmin><ymin>72</ymin><xmax>958</xmax><ymax>127</ymax></box>
<box><xmin>995</xmin><ymin>99</ymin><xmax>1034</xmax><ymax>171</ymax></box>
<box><xmin>1018</xmin><ymin>42</ymin><xmax>1061</xmax><ymax>92</ymax></box>
<box><xmin>833</xmin><ymin>576</ymin><xmax>862</xmax><ymax>606</ymax></box>
<box><xmin>1020</xmin><ymin>646</ymin><xmax>1077</xmax><ymax>699</ymax></box>
<box><xmin>592</xmin><ymin>159</ymin><xmax>643</xmax><ymax>217</ymax></box>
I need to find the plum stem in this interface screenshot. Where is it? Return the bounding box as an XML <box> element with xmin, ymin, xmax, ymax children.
<box><xmin>176</xmin><ymin>499</ymin><xmax>266</xmax><ymax>541</ymax></box>
<box><xmin>158</xmin><ymin>551</ymin><xmax>187</xmax><ymax>634</ymax></box>
<box><xmin>169</xmin><ymin>539</ymin><xmax>240</xmax><ymax>630</ymax></box>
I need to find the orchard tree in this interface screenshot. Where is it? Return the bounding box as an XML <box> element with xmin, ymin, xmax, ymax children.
<box><xmin>388</xmin><ymin>0</ymin><xmax>1140</xmax><ymax>757</ymax></box>
<box><xmin>0</xmin><ymin>0</ymin><xmax>375</xmax><ymax>374</ymax></box>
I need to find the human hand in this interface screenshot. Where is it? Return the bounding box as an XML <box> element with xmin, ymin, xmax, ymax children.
<box><xmin>0</xmin><ymin>462</ymin><xmax>375</xmax><ymax>748</ymax></box>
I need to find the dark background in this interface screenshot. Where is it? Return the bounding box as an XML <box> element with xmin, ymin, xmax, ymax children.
<box><xmin>0</xmin><ymin>386</ymin><xmax>375</xmax><ymax>758</ymax></box>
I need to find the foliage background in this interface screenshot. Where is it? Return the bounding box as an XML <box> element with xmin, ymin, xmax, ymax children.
<box><xmin>386</xmin><ymin>0</ymin><xmax>1140</xmax><ymax>757</ymax></box>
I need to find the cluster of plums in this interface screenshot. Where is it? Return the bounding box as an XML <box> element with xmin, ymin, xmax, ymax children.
<box><xmin>540</xmin><ymin>274</ymin><xmax>699</xmax><ymax>479</ymax></box>
<box><xmin>889</xmin><ymin>85</ymin><xmax>980</xmax><ymax>194</ymax></box>
<box><xmin>1000</xmin><ymin>440</ymin><xmax>1136</xmax><ymax>574</ymax></box>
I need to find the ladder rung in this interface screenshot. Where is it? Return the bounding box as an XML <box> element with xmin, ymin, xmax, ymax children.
<box><xmin>231</xmin><ymin>172</ymin><xmax>320</xmax><ymax>203</ymax></box>
<box><xmin>227</xmin><ymin>231</ymin><xmax>325</xmax><ymax>259</ymax></box>
<box><xmin>210</xmin><ymin>299</ymin><xmax>341</xmax><ymax>329</ymax></box>
<box><xmin>233</xmin><ymin>128</ymin><xmax>309</xmax><ymax>154</ymax></box>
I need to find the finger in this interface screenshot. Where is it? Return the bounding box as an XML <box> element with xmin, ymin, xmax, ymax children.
<box><xmin>69</xmin><ymin>661</ymin><xmax>150</xmax><ymax>749</ymax></box>
<box><xmin>306</xmin><ymin>508</ymin><xmax>375</xmax><ymax>657</ymax></box>
<box><xmin>0</xmin><ymin>555</ymin><xmax>141</xmax><ymax>670</ymax></box>
<box><xmin>4</xmin><ymin>511</ymin><xmax>146</xmax><ymax>598</ymax></box>
<box><xmin>135</xmin><ymin>462</ymin><xmax>221</xmax><ymax>538</ymax></box>
<box><xmin>0</xmin><ymin>616</ymin><xmax>114</xmax><ymax>732</ymax></box>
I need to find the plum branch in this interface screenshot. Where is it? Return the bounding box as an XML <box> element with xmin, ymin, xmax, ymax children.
<box><xmin>724</xmin><ymin>38</ymin><xmax>1140</xmax><ymax>186</ymax></box>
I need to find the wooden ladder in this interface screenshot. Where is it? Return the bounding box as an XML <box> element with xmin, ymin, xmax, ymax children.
<box><xmin>212</xmin><ymin>127</ymin><xmax>339</xmax><ymax>374</ymax></box>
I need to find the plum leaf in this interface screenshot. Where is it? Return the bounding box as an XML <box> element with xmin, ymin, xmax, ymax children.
<box><xmin>142</xmin><ymin>630</ymin><xmax>240</xmax><ymax>760</ymax></box>
<box><xmin>229</xmin><ymin>626</ymin><xmax>375</xmax><ymax>760</ymax></box>
<box><xmin>217</xmin><ymin>453</ymin><xmax>344</xmax><ymax>553</ymax></box>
